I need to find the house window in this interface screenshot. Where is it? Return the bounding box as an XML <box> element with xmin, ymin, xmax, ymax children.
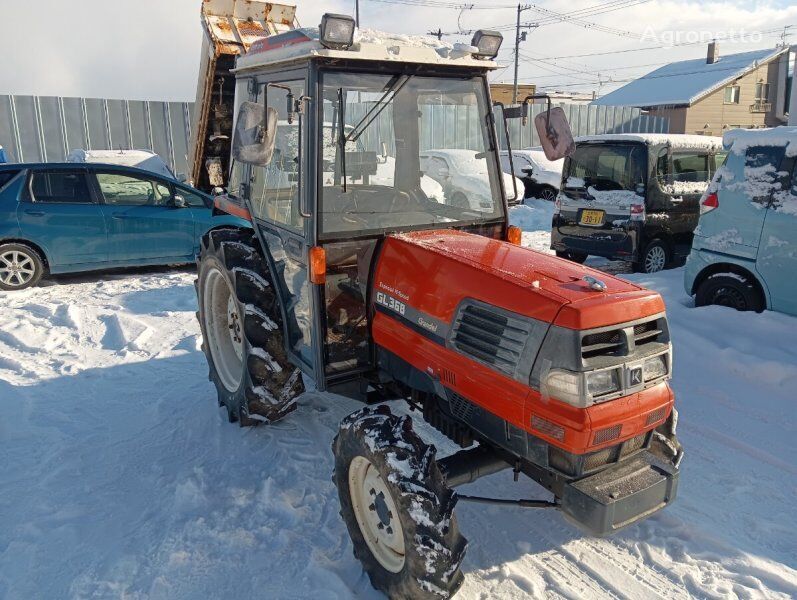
<box><xmin>724</xmin><ymin>85</ymin><xmax>740</xmax><ymax>104</ymax></box>
<box><xmin>755</xmin><ymin>82</ymin><xmax>770</xmax><ymax>102</ymax></box>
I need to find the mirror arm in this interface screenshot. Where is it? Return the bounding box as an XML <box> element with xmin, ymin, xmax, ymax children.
<box><xmin>493</xmin><ymin>101</ymin><xmax>520</xmax><ymax>205</ymax></box>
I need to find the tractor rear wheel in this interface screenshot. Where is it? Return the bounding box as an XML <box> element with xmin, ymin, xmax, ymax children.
<box><xmin>196</xmin><ymin>228</ymin><xmax>303</xmax><ymax>425</ymax></box>
<box><xmin>333</xmin><ymin>405</ymin><xmax>467</xmax><ymax>599</ymax></box>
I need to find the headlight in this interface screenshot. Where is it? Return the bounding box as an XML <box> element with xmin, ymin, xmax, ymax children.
<box><xmin>643</xmin><ymin>354</ymin><xmax>668</xmax><ymax>381</ymax></box>
<box><xmin>545</xmin><ymin>369</ymin><xmax>583</xmax><ymax>407</ymax></box>
<box><xmin>586</xmin><ymin>368</ymin><xmax>621</xmax><ymax>397</ymax></box>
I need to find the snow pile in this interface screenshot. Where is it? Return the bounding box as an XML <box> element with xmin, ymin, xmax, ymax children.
<box><xmin>510</xmin><ymin>199</ymin><xmax>556</xmax><ymax>253</ymax></box>
<box><xmin>1</xmin><ymin>254</ymin><xmax>796</xmax><ymax>598</ymax></box>
<box><xmin>576</xmin><ymin>133</ymin><xmax>723</xmax><ymax>151</ymax></box>
<box><xmin>586</xmin><ymin>187</ymin><xmax>642</xmax><ymax>208</ymax></box>
<box><xmin>355</xmin><ymin>28</ymin><xmax>454</xmax><ymax>52</ymax></box>
<box><xmin>725</xmin><ymin>126</ymin><xmax>797</xmax><ymax>156</ymax></box>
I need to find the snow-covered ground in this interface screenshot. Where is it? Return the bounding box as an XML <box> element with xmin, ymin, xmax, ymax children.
<box><xmin>1</xmin><ymin>212</ymin><xmax>796</xmax><ymax>599</ymax></box>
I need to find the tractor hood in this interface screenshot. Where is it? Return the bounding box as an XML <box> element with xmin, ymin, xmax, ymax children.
<box><xmin>376</xmin><ymin>230</ymin><xmax>664</xmax><ymax>330</ymax></box>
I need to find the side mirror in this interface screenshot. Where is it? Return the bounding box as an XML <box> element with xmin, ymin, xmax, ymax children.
<box><xmin>172</xmin><ymin>194</ymin><xmax>188</xmax><ymax>208</ymax></box>
<box><xmin>534</xmin><ymin>107</ymin><xmax>575</xmax><ymax>162</ymax></box>
<box><xmin>177</xmin><ymin>173</ymin><xmax>187</xmax><ymax>183</ymax></box>
<box><xmin>232</xmin><ymin>101</ymin><xmax>278</xmax><ymax>166</ymax></box>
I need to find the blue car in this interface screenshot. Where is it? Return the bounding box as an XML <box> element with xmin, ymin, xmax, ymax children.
<box><xmin>684</xmin><ymin>127</ymin><xmax>797</xmax><ymax>315</ymax></box>
<box><xmin>0</xmin><ymin>163</ymin><xmax>249</xmax><ymax>290</ymax></box>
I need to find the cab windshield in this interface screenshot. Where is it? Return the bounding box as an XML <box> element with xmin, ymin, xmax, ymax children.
<box><xmin>319</xmin><ymin>72</ymin><xmax>505</xmax><ymax>236</ymax></box>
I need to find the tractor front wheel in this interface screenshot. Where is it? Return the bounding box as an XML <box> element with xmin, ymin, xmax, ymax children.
<box><xmin>333</xmin><ymin>405</ymin><xmax>467</xmax><ymax>599</ymax></box>
<box><xmin>196</xmin><ymin>228</ymin><xmax>303</xmax><ymax>425</ymax></box>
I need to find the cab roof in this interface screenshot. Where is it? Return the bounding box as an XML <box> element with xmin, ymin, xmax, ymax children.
<box><xmin>234</xmin><ymin>27</ymin><xmax>500</xmax><ymax>73</ymax></box>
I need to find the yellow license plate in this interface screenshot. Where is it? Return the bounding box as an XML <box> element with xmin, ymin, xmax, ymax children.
<box><xmin>580</xmin><ymin>209</ymin><xmax>605</xmax><ymax>226</ymax></box>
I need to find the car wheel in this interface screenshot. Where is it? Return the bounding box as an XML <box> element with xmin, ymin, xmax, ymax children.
<box><xmin>556</xmin><ymin>250</ymin><xmax>588</xmax><ymax>264</ymax></box>
<box><xmin>538</xmin><ymin>187</ymin><xmax>558</xmax><ymax>202</ymax></box>
<box><xmin>0</xmin><ymin>243</ymin><xmax>45</xmax><ymax>291</ymax></box>
<box><xmin>695</xmin><ymin>273</ymin><xmax>764</xmax><ymax>312</ymax></box>
<box><xmin>637</xmin><ymin>240</ymin><xmax>669</xmax><ymax>274</ymax></box>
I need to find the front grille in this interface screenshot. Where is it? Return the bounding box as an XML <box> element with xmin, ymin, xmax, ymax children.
<box><xmin>620</xmin><ymin>433</ymin><xmax>647</xmax><ymax>457</ymax></box>
<box><xmin>593</xmin><ymin>424</ymin><xmax>622</xmax><ymax>445</ymax></box>
<box><xmin>584</xmin><ymin>446</ymin><xmax>618</xmax><ymax>471</ymax></box>
<box><xmin>451</xmin><ymin>303</ymin><xmax>530</xmax><ymax>375</ymax></box>
<box><xmin>581</xmin><ymin>316</ymin><xmax>666</xmax><ymax>361</ymax></box>
<box><xmin>547</xmin><ymin>431</ymin><xmax>652</xmax><ymax>476</ymax></box>
<box><xmin>581</xmin><ymin>330</ymin><xmax>624</xmax><ymax>358</ymax></box>
<box><xmin>646</xmin><ymin>406</ymin><xmax>668</xmax><ymax>426</ymax></box>
<box><xmin>633</xmin><ymin>320</ymin><xmax>663</xmax><ymax>347</ymax></box>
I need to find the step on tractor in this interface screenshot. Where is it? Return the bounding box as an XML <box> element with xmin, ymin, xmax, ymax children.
<box><xmin>193</xmin><ymin>5</ymin><xmax>683</xmax><ymax>597</ymax></box>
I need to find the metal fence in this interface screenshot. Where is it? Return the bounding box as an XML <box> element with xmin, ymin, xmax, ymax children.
<box><xmin>501</xmin><ymin>103</ymin><xmax>669</xmax><ymax>150</ymax></box>
<box><xmin>0</xmin><ymin>95</ymin><xmax>195</xmax><ymax>177</ymax></box>
<box><xmin>0</xmin><ymin>94</ymin><xmax>668</xmax><ymax>176</ymax></box>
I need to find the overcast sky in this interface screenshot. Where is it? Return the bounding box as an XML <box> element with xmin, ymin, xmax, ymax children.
<box><xmin>0</xmin><ymin>0</ymin><xmax>794</xmax><ymax>101</ymax></box>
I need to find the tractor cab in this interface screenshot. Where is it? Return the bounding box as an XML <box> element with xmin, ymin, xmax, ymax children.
<box><xmin>222</xmin><ymin>17</ymin><xmax>519</xmax><ymax>393</ymax></box>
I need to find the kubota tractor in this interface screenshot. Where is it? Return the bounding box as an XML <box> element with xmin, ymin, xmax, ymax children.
<box><xmin>195</xmin><ymin>10</ymin><xmax>682</xmax><ymax>598</ymax></box>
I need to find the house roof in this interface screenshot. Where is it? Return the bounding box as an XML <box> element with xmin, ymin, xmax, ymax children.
<box><xmin>592</xmin><ymin>47</ymin><xmax>789</xmax><ymax>108</ymax></box>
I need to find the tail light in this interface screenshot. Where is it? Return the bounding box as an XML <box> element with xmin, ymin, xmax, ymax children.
<box><xmin>701</xmin><ymin>192</ymin><xmax>719</xmax><ymax>215</ymax></box>
<box><xmin>630</xmin><ymin>202</ymin><xmax>645</xmax><ymax>222</ymax></box>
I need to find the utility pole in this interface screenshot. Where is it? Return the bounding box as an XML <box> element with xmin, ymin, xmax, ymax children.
<box><xmin>355</xmin><ymin>0</ymin><xmax>360</xmax><ymax>27</ymax></box>
<box><xmin>512</xmin><ymin>4</ymin><xmax>536</xmax><ymax>104</ymax></box>
<box><xmin>429</xmin><ymin>28</ymin><xmax>444</xmax><ymax>41</ymax></box>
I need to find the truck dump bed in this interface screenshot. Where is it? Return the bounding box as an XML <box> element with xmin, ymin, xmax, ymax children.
<box><xmin>189</xmin><ymin>0</ymin><xmax>297</xmax><ymax>192</ymax></box>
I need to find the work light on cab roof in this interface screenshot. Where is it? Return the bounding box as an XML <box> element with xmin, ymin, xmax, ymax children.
<box><xmin>471</xmin><ymin>29</ymin><xmax>503</xmax><ymax>59</ymax></box>
<box><xmin>319</xmin><ymin>13</ymin><xmax>356</xmax><ymax>50</ymax></box>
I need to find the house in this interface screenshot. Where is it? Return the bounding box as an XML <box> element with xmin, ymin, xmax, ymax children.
<box><xmin>593</xmin><ymin>43</ymin><xmax>794</xmax><ymax>135</ymax></box>
<box><xmin>490</xmin><ymin>83</ymin><xmax>536</xmax><ymax>105</ymax></box>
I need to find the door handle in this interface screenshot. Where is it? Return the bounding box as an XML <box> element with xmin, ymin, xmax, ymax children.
<box><xmin>24</xmin><ymin>210</ymin><xmax>45</xmax><ymax>216</ymax></box>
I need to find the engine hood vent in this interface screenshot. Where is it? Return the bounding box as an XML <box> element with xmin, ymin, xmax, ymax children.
<box><xmin>450</xmin><ymin>301</ymin><xmax>534</xmax><ymax>376</ymax></box>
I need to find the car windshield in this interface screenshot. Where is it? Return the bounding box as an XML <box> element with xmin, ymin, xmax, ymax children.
<box><xmin>562</xmin><ymin>143</ymin><xmax>646</xmax><ymax>197</ymax></box>
<box><xmin>319</xmin><ymin>72</ymin><xmax>504</xmax><ymax>236</ymax></box>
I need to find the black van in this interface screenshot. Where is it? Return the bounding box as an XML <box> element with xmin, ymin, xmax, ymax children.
<box><xmin>550</xmin><ymin>134</ymin><xmax>724</xmax><ymax>272</ymax></box>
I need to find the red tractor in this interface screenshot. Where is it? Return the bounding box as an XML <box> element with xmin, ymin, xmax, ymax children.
<box><xmin>195</xmin><ymin>12</ymin><xmax>682</xmax><ymax>598</ymax></box>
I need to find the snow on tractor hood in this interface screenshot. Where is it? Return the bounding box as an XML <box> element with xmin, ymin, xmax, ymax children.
<box><xmin>378</xmin><ymin>230</ymin><xmax>664</xmax><ymax>330</ymax></box>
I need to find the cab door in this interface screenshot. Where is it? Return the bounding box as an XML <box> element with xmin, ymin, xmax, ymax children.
<box><xmin>756</xmin><ymin>159</ymin><xmax>797</xmax><ymax>315</ymax></box>
<box><xmin>245</xmin><ymin>75</ymin><xmax>321</xmax><ymax>383</ymax></box>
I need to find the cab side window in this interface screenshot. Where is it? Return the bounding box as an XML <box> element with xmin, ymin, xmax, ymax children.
<box><xmin>249</xmin><ymin>81</ymin><xmax>304</xmax><ymax>230</ymax></box>
<box><xmin>30</xmin><ymin>170</ymin><xmax>92</xmax><ymax>203</ymax></box>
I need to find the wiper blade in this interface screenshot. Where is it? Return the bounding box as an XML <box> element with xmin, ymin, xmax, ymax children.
<box><xmin>346</xmin><ymin>75</ymin><xmax>411</xmax><ymax>144</ymax></box>
<box><xmin>338</xmin><ymin>88</ymin><xmax>347</xmax><ymax>193</ymax></box>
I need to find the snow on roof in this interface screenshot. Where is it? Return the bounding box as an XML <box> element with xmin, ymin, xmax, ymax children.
<box><xmin>576</xmin><ymin>133</ymin><xmax>724</xmax><ymax>150</ymax></box>
<box><xmin>236</xmin><ymin>27</ymin><xmax>496</xmax><ymax>72</ymax></box>
<box><xmin>723</xmin><ymin>126</ymin><xmax>797</xmax><ymax>156</ymax></box>
<box><xmin>592</xmin><ymin>47</ymin><xmax>788</xmax><ymax>108</ymax></box>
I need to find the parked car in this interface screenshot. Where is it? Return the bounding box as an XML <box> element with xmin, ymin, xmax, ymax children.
<box><xmin>0</xmin><ymin>162</ymin><xmax>248</xmax><ymax>291</ymax></box>
<box><xmin>684</xmin><ymin>127</ymin><xmax>797</xmax><ymax>315</ymax></box>
<box><xmin>67</xmin><ymin>149</ymin><xmax>184</xmax><ymax>182</ymax></box>
<box><xmin>499</xmin><ymin>146</ymin><xmax>563</xmax><ymax>201</ymax></box>
<box><xmin>420</xmin><ymin>149</ymin><xmax>524</xmax><ymax>210</ymax></box>
<box><xmin>551</xmin><ymin>134</ymin><xmax>723</xmax><ymax>272</ymax></box>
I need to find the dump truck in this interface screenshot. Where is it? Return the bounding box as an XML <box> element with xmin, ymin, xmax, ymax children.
<box><xmin>190</xmin><ymin>4</ymin><xmax>683</xmax><ymax>597</ymax></box>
